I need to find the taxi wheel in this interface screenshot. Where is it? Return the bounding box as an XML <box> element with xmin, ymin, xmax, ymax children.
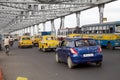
<box><xmin>67</xmin><ymin>56</ymin><xmax>74</xmax><ymax>69</ymax></box>
<box><xmin>39</xmin><ymin>48</ymin><xmax>41</xmax><ymax>51</ymax></box>
<box><xmin>30</xmin><ymin>46</ymin><xmax>33</xmax><ymax>48</ymax></box>
<box><xmin>96</xmin><ymin>62</ymin><xmax>102</xmax><ymax>67</ymax></box>
<box><xmin>42</xmin><ymin>48</ymin><xmax>46</xmax><ymax>52</ymax></box>
<box><xmin>55</xmin><ymin>53</ymin><xmax>60</xmax><ymax>63</ymax></box>
<box><xmin>53</xmin><ymin>48</ymin><xmax>56</xmax><ymax>52</ymax></box>
<box><xmin>18</xmin><ymin>46</ymin><xmax>21</xmax><ymax>48</ymax></box>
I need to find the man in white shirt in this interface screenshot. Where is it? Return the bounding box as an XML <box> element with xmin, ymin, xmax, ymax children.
<box><xmin>3</xmin><ymin>36</ymin><xmax>10</xmax><ymax>55</ymax></box>
<box><xmin>4</xmin><ymin>36</ymin><xmax>10</xmax><ymax>46</ymax></box>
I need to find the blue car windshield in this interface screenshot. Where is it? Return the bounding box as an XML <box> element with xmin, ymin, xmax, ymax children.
<box><xmin>75</xmin><ymin>39</ymin><xmax>97</xmax><ymax>47</ymax></box>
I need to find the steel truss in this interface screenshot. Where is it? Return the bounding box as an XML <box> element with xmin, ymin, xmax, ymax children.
<box><xmin>0</xmin><ymin>0</ymin><xmax>117</xmax><ymax>33</ymax></box>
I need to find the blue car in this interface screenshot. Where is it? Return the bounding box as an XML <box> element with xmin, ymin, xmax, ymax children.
<box><xmin>55</xmin><ymin>37</ymin><xmax>103</xmax><ymax>69</ymax></box>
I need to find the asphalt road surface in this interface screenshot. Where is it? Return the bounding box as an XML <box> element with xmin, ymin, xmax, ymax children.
<box><xmin>0</xmin><ymin>42</ymin><xmax>120</xmax><ymax>80</ymax></box>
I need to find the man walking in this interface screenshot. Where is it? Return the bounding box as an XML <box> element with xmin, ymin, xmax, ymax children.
<box><xmin>3</xmin><ymin>36</ymin><xmax>10</xmax><ymax>56</ymax></box>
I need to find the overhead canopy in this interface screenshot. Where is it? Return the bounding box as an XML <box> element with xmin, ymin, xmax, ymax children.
<box><xmin>0</xmin><ymin>0</ymin><xmax>116</xmax><ymax>33</ymax></box>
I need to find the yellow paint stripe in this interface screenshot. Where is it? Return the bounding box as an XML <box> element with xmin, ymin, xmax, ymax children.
<box><xmin>16</xmin><ymin>77</ymin><xmax>28</xmax><ymax>80</ymax></box>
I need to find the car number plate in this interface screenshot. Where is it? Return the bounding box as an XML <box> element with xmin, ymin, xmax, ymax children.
<box><xmin>83</xmin><ymin>53</ymin><xmax>94</xmax><ymax>57</ymax></box>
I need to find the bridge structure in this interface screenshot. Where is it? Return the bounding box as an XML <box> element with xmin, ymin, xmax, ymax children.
<box><xmin>0</xmin><ymin>0</ymin><xmax>117</xmax><ymax>36</ymax></box>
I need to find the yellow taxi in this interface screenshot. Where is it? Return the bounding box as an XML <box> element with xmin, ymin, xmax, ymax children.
<box><xmin>68</xmin><ymin>34</ymin><xmax>82</xmax><ymax>38</ymax></box>
<box><xmin>18</xmin><ymin>36</ymin><xmax>33</xmax><ymax>48</ymax></box>
<box><xmin>32</xmin><ymin>35</ymin><xmax>42</xmax><ymax>46</ymax></box>
<box><xmin>38</xmin><ymin>35</ymin><xmax>59</xmax><ymax>51</ymax></box>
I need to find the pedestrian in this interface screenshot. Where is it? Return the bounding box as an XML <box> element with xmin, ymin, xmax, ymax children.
<box><xmin>3</xmin><ymin>36</ymin><xmax>10</xmax><ymax>56</ymax></box>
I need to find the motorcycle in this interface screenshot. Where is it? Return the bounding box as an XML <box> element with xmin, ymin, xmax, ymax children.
<box><xmin>9</xmin><ymin>41</ymin><xmax>14</xmax><ymax>46</ymax></box>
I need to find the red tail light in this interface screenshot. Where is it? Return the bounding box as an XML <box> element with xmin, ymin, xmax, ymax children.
<box><xmin>70</xmin><ymin>48</ymin><xmax>78</xmax><ymax>54</ymax></box>
<box><xmin>98</xmin><ymin>46</ymin><xmax>102</xmax><ymax>53</ymax></box>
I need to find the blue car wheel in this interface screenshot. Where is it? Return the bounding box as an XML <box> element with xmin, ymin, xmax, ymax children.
<box><xmin>96</xmin><ymin>62</ymin><xmax>102</xmax><ymax>67</ymax></box>
<box><xmin>55</xmin><ymin>53</ymin><xmax>61</xmax><ymax>63</ymax></box>
<box><xmin>67</xmin><ymin>56</ymin><xmax>75</xmax><ymax>69</ymax></box>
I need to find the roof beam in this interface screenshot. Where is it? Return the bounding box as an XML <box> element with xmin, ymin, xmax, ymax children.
<box><xmin>0</xmin><ymin>3</ymin><xmax>29</xmax><ymax>10</ymax></box>
<box><xmin>0</xmin><ymin>0</ymin><xmax>38</xmax><ymax>4</ymax></box>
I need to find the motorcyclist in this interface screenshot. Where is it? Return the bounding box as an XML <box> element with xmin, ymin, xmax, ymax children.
<box><xmin>9</xmin><ymin>36</ymin><xmax>14</xmax><ymax>46</ymax></box>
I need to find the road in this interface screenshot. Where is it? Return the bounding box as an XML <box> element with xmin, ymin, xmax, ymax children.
<box><xmin>0</xmin><ymin>42</ymin><xmax>120</xmax><ymax>80</ymax></box>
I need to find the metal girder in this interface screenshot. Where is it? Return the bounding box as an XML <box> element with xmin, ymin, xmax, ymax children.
<box><xmin>35</xmin><ymin>0</ymin><xmax>116</xmax><ymax>4</ymax></box>
<box><xmin>0</xmin><ymin>0</ymin><xmax>38</xmax><ymax>4</ymax></box>
<box><xmin>0</xmin><ymin>6</ymin><xmax>22</xmax><ymax>15</ymax></box>
<box><xmin>4</xmin><ymin>17</ymin><xmax>45</xmax><ymax>31</ymax></box>
<box><xmin>0</xmin><ymin>0</ymin><xmax>117</xmax><ymax>33</ymax></box>
<box><xmin>0</xmin><ymin>3</ymin><xmax>27</xmax><ymax>10</ymax></box>
<box><xmin>34</xmin><ymin>0</ymin><xmax>71</xmax><ymax>4</ymax></box>
<box><xmin>34</xmin><ymin>0</ymin><xmax>98</xmax><ymax>4</ymax></box>
<box><xmin>0</xmin><ymin>11</ymin><xmax>20</xmax><ymax>16</ymax></box>
<box><xmin>1</xmin><ymin>5</ymin><xmax>89</xmax><ymax>32</ymax></box>
<box><xmin>95</xmin><ymin>0</ymin><xmax>117</xmax><ymax>4</ymax></box>
<box><xmin>0</xmin><ymin>3</ymin><xmax>29</xmax><ymax>11</ymax></box>
<box><xmin>0</xmin><ymin>15</ymin><xmax>15</xmax><ymax>19</ymax></box>
<box><xmin>26</xmin><ymin>5</ymin><xmax>90</xmax><ymax>21</ymax></box>
<box><xmin>9</xmin><ymin>5</ymin><xmax>79</xmax><ymax>26</ymax></box>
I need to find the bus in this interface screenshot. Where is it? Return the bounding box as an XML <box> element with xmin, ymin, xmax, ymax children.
<box><xmin>81</xmin><ymin>21</ymin><xmax>120</xmax><ymax>49</ymax></box>
<box><xmin>57</xmin><ymin>26</ymin><xmax>81</xmax><ymax>38</ymax></box>
<box><xmin>57</xmin><ymin>21</ymin><xmax>120</xmax><ymax>49</ymax></box>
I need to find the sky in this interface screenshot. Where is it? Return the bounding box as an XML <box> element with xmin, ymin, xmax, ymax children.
<box><xmin>37</xmin><ymin>0</ymin><xmax>120</xmax><ymax>34</ymax></box>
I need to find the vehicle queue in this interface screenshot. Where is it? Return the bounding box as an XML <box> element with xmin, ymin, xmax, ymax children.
<box><xmin>15</xmin><ymin>21</ymin><xmax>120</xmax><ymax>69</ymax></box>
<box><xmin>16</xmin><ymin>30</ymin><xmax>103</xmax><ymax>69</ymax></box>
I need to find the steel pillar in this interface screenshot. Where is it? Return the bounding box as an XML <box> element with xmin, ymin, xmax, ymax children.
<box><xmin>43</xmin><ymin>22</ymin><xmax>45</xmax><ymax>31</ymax></box>
<box><xmin>76</xmin><ymin>11</ymin><xmax>80</xmax><ymax>27</ymax></box>
<box><xmin>23</xmin><ymin>29</ymin><xmax>25</xmax><ymax>34</ymax></box>
<box><xmin>34</xmin><ymin>25</ymin><xmax>37</xmax><ymax>34</ymax></box>
<box><xmin>98</xmin><ymin>4</ymin><xmax>105</xmax><ymax>23</ymax></box>
<box><xmin>36</xmin><ymin>24</ymin><xmax>39</xmax><ymax>34</ymax></box>
<box><xmin>18</xmin><ymin>30</ymin><xmax>20</xmax><ymax>36</ymax></box>
<box><xmin>33</xmin><ymin>25</ymin><xmax>35</xmax><ymax>35</ymax></box>
<box><xmin>28</xmin><ymin>27</ymin><xmax>31</xmax><ymax>35</ymax></box>
<box><xmin>22</xmin><ymin>29</ymin><xmax>24</xmax><ymax>35</ymax></box>
<box><xmin>25</xmin><ymin>28</ymin><xmax>27</xmax><ymax>33</ymax></box>
<box><xmin>24</xmin><ymin>28</ymin><xmax>26</xmax><ymax>33</ymax></box>
<box><xmin>17</xmin><ymin>30</ymin><xmax>18</xmax><ymax>35</ymax></box>
<box><xmin>31</xmin><ymin>26</ymin><xmax>33</xmax><ymax>35</ymax></box>
<box><xmin>21</xmin><ymin>29</ymin><xmax>23</xmax><ymax>35</ymax></box>
<box><xmin>27</xmin><ymin>27</ymin><xmax>29</xmax><ymax>33</ymax></box>
<box><xmin>60</xmin><ymin>16</ymin><xmax>65</xmax><ymax>29</ymax></box>
<box><xmin>20</xmin><ymin>30</ymin><xmax>21</xmax><ymax>36</ymax></box>
<box><xmin>27</xmin><ymin>28</ymin><xmax>28</xmax><ymax>33</ymax></box>
<box><xmin>20</xmin><ymin>30</ymin><xmax>22</xmax><ymax>36</ymax></box>
<box><xmin>51</xmin><ymin>19</ymin><xmax>56</xmax><ymax>35</ymax></box>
